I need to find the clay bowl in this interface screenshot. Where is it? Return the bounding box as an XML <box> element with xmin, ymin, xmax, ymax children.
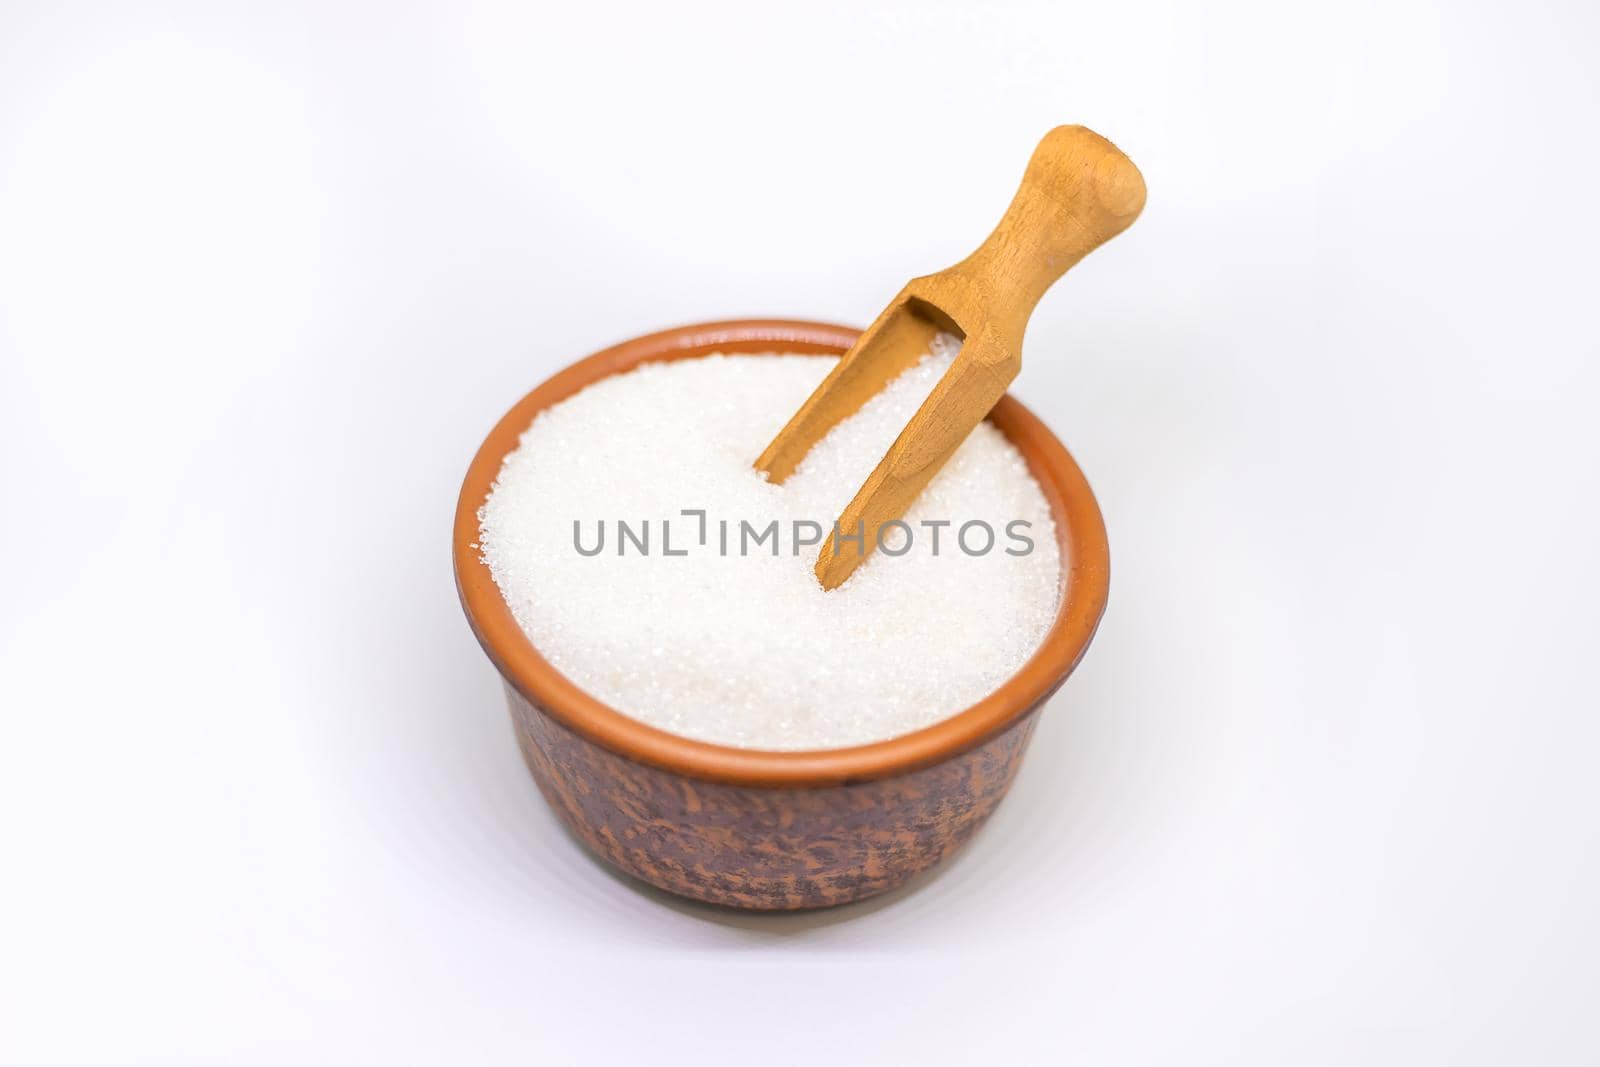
<box><xmin>453</xmin><ymin>319</ymin><xmax>1109</xmax><ymax>910</ymax></box>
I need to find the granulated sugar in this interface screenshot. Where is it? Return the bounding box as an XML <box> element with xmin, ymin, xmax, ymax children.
<box><xmin>477</xmin><ymin>339</ymin><xmax>1062</xmax><ymax>750</ymax></box>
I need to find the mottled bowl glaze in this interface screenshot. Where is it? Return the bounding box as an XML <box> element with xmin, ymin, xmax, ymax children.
<box><xmin>454</xmin><ymin>320</ymin><xmax>1109</xmax><ymax>909</ymax></box>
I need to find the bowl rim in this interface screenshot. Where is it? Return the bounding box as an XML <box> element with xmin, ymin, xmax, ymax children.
<box><xmin>453</xmin><ymin>319</ymin><xmax>1109</xmax><ymax>788</ymax></box>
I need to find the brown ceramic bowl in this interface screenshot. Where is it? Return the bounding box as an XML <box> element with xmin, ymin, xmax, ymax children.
<box><xmin>453</xmin><ymin>319</ymin><xmax>1109</xmax><ymax>910</ymax></box>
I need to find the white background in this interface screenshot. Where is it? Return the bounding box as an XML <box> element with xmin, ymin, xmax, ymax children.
<box><xmin>2</xmin><ymin>0</ymin><xmax>1597</xmax><ymax>1063</ymax></box>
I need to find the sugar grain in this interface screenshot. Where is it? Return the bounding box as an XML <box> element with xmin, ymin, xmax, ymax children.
<box><xmin>478</xmin><ymin>340</ymin><xmax>1062</xmax><ymax>750</ymax></box>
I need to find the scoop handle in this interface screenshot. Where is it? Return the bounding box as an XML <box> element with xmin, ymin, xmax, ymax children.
<box><xmin>939</xmin><ymin>126</ymin><xmax>1146</xmax><ymax>328</ymax></box>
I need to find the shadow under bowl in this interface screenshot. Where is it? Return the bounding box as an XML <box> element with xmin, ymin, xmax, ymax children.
<box><xmin>453</xmin><ymin>319</ymin><xmax>1109</xmax><ymax>910</ymax></box>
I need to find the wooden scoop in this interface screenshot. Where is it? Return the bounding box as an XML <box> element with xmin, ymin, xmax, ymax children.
<box><xmin>755</xmin><ymin>125</ymin><xmax>1146</xmax><ymax>589</ymax></box>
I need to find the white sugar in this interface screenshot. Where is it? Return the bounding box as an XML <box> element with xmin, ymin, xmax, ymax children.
<box><xmin>477</xmin><ymin>339</ymin><xmax>1062</xmax><ymax>750</ymax></box>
